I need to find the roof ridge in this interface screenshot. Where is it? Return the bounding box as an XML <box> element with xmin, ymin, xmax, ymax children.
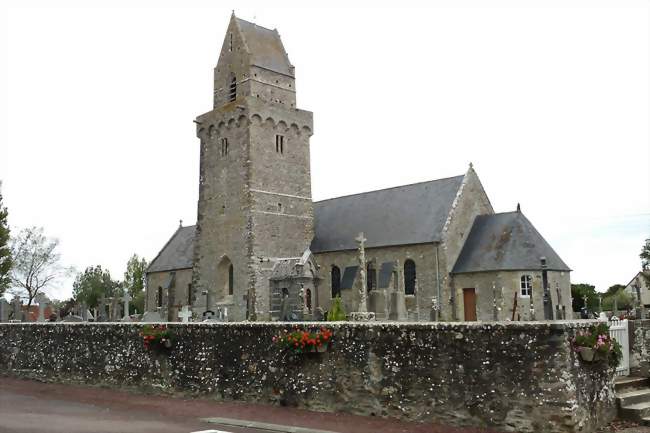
<box><xmin>235</xmin><ymin>16</ymin><xmax>276</xmax><ymax>33</ymax></box>
<box><xmin>314</xmin><ymin>175</ymin><xmax>465</xmax><ymax>204</ymax></box>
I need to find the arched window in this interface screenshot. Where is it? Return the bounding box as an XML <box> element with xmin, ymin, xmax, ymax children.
<box><xmin>228</xmin><ymin>74</ymin><xmax>237</xmax><ymax>102</ymax></box>
<box><xmin>157</xmin><ymin>287</ymin><xmax>163</xmax><ymax>308</ymax></box>
<box><xmin>520</xmin><ymin>275</ymin><xmax>532</xmax><ymax>297</ymax></box>
<box><xmin>331</xmin><ymin>266</ymin><xmax>341</xmax><ymax>298</ymax></box>
<box><xmin>306</xmin><ymin>288</ymin><xmax>312</xmax><ymax>312</ymax></box>
<box><xmin>228</xmin><ymin>264</ymin><xmax>234</xmax><ymax>295</ymax></box>
<box><xmin>367</xmin><ymin>262</ymin><xmax>376</xmax><ymax>292</ymax></box>
<box><xmin>404</xmin><ymin>260</ymin><xmax>416</xmax><ymax>295</ymax></box>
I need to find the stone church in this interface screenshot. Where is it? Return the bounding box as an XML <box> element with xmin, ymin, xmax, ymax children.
<box><xmin>145</xmin><ymin>14</ymin><xmax>572</xmax><ymax>322</ymax></box>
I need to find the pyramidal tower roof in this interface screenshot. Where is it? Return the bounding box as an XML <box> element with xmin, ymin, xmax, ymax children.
<box><xmin>232</xmin><ymin>14</ymin><xmax>294</xmax><ymax>76</ymax></box>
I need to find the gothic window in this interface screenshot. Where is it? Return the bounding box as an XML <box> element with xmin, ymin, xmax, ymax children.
<box><xmin>220</xmin><ymin>138</ymin><xmax>229</xmax><ymax>156</ymax></box>
<box><xmin>404</xmin><ymin>260</ymin><xmax>416</xmax><ymax>295</ymax></box>
<box><xmin>331</xmin><ymin>266</ymin><xmax>341</xmax><ymax>298</ymax></box>
<box><xmin>520</xmin><ymin>275</ymin><xmax>532</xmax><ymax>297</ymax></box>
<box><xmin>228</xmin><ymin>74</ymin><xmax>237</xmax><ymax>102</ymax></box>
<box><xmin>275</xmin><ymin>134</ymin><xmax>284</xmax><ymax>154</ymax></box>
<box><xmin>228</xmin><ymin>264</ymin><xmax>234</xmax><ymax>295</ymax></box>
<box><xmin>367</xmin><ymin>262</ymin><xmax>376</xmax><ymax>292</ymax></box>
<box><xmin>157</xmin><ymin>287</ymin><xmax>163</xmax><ymax>308</ymax></box>
<box><xmin>306</xmin><ymin>288</ymin><xmax>312</xmax><ymax>312</ymax></box>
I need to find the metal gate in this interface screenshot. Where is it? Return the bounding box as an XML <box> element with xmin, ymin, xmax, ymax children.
<box><xmin>609</xmin><ymin>317</ymin><xmax>630</xmax><ymax>377</ymax></box>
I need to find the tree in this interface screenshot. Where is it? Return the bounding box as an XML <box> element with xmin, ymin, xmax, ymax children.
<box><xmin>605</xmin><ymin>284</ymin><xmax>626</xmax><ymax>296</ymax></box>
<box><xmin>0</xmin><ymin>183</ymin><xmax>11</xmax><ymax>296</ymax></box>
<box><xmin>602</xmin><ymin>289</ymin><xmax>633</xmax><ymax>311</ymax></box>
<box><xmin>72</xmin><ymin>265</ymin><xmax>121</xmax><ymax>309</ymax></box>
<box><xmin>123</xmin><ymin>254</ymin><xmax>148</xmax><ymax>314</ymax></box>
<box><xmin>641</xmin><ymin>238</ymin><xmax>650</xmax><ymax>285</ymax></box>
<box><xmin>9</xmin><ymin>227</ymin><xmax>69</xmax><ymax>307</ymax></box>
<box><xmin>571</xmin><ymin>283</ymin><xmax>598</xmax><ymax>312</ymax></box>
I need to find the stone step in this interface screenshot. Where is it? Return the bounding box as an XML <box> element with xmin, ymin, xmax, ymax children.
<box><xmin>615</xmin><ymin>376</ymin><xmax>650</xmax><ymax>393</ymax></box>
<box><xmin>617</xmin><ymin>389</ymin><xmax>650</xmax><ymax>407</ymax></box>
<box><xmin>619</xmin><ymin>402</ymin><xmax>650</xmax><ymax>421</ymax></box>
<box><xmin>641</xmin><ymin>417</ymin><xmax>650</xmax><ymax>426</ymax></box>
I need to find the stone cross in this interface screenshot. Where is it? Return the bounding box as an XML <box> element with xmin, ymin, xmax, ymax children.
<box><xmin>0</xmin><ymin>298</ymin><xmax>9</xmax><ymax>322</ymax></box>
<box><xmin>10</xmin><ymin>296</ymin><xmax>22</xmax><ymax>321</ymax></box>
<box><xmin>355</xmin><ymin>232</ymin><xmax>368</xmax><ymax>313</ymax></box>
<box><xmin>178</xmin><ymin>305</ymin><xmax>192</xmax><ymax>323</ymax></box>
<box><xmin>35</xmin><ymin>293</ymin><xmax>49</xmax><ymax>322</ymax></box>
<box><xmin>122</xmin><ymin>293</ymin><xmax>132</xmax><ymax>321</ymax></box>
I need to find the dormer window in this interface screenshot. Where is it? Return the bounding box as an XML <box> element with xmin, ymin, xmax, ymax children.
<box><xmin>228</xmin><ymin>75</ymin><xmax>237</xmax><ymax>102</ymax></box>
<box><xmin>275</xmin><ymin>135</ymin><xmax>284</xmax><ymax>154</ymax></box>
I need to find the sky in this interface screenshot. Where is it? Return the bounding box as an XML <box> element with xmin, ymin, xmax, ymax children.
<box><xmin>1</xmin><ymin>0</ymin><xmax>648</xmax><ymax>301</ymax></box>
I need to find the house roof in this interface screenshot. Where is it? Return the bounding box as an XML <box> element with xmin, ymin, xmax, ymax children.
<box><xmin>235</xmin><ymin>16</ymin><xmax>293</xmax><ymax>76</ymax></box>
<box><xmin>310</xmin><ymin>175</ymin><xmax>465</xmax><ymax>253</ymax></box>
<box><xmin>147</xmin><ymin>225</ymin><xmax>196</xmax><ymax>273</ymax></box>
<box><xmin>451</xmin><ymin>211</ymin><xmax>571</xmax><ymax>274</ymax></box>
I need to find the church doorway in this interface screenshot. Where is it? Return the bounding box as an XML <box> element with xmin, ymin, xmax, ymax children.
<box><xmin>463</xmin><ymin>288</ymin><xmax>477</xmax><ymax>321</ymax></box>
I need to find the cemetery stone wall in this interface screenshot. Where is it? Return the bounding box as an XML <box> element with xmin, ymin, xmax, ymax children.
<box><xmin>0</xmin><ymin>321</ymin><xmax>615</xmax><ymax>433</ymax></box>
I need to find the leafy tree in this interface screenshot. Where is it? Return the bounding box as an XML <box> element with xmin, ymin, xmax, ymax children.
<box><xmin>9</xmin><ymin>227</ymin><xmax>69</xmax><ymax>307</ymax></box>
<box><xmin>641</xmin><ymin>238</ymin><xmax>650</xmax><ymax>285</ymax></box>
<box><xmin>602</xmin><ymin>289</ymin><xmax>633</xmax><ymax>311</ymax></box>
<box><xmin>72</xmin><ymin>265</ymin><xmax>121</xmax><ymax>309</ymax></box>
<box><xmin>0</xmin><ymin>183</ymin><xmax>11</xmax><ymax>296</ymax></box>
<box><xmin>571</xmin><ymin>283</ymin><xmax>598</xmax><ymax>312</ymax></box>
<box><xmin>123</xmin><ymin>254</ymin><xmax>148</xmax><ymax>314</ymax></box>
<box><xmin>605</xmin><ymin>284</ymin><xmax>626</xmax><ymax>296</ymax></box>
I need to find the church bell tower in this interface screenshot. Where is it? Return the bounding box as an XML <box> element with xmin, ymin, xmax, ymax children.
<box><xmin>192</xmin><ymin>14</ymin><xmax>314</xmax><ymax>321</ymax></box>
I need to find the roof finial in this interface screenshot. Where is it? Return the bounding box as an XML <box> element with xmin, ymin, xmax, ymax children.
<box><xmin>516</xmin><ymin>203</ymin><xmax>521</xmax><ymax>213</ymax></box>
<box><xmin>469</xmin><ymin>162</ymin><xmax>473</xmax><ymax>170</ymax></box>
<box><xmin>179</xmin><ymin>219</ymin><xmax>183</xmax><ymax>228</ymax></box>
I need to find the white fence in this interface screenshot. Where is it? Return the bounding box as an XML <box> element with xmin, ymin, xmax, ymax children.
<box><xmin>609</xmin><ymin>317</ymin><xmax>630</xmax><ymax>377</ymax></box>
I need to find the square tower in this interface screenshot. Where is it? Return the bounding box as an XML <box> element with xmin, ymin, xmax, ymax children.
<box><xmin>192</xmin><ymin>14</ymin><xmax>314</xmax><ymax>321</ymax></box>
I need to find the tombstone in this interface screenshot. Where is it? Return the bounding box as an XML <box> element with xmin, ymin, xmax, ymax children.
<box><xmin>10</xmin><ymin>296</ymin><xmax>22</xmax><ymax>322</ymax></box>
<box><xmin>178</xmin><ymin>305</ymin><xmax>192</xmax><ymax>323</ymax></box>
<box><xmin>202</xmin><ymin>310</ymin><xmax>215</xmax><ymax>321</ymax></box>
<box><xmin>62</xmin><ymin>314</ymin><xmax>83</xmax><ymax>322</ymax></box>
<box><xmin>80</xmin><ymin>303</ymin><xmax>89</xmax><ymax>321</ymax></box>
<box><xmin>388</xmin><ymin>260</ymin><xmax>407</xmax><ymax>321</ymax></box>
<box><xmin>110</xmin><ymin>297</ymin><xmax>121</xmax><ymax>321</ymax></box>
<box><xmin>97</xmin><ymin>297</ymin><xmax>107</xmax><ymax>322</ymax></box>
<box><xmin>0</xmin><ymin>298</ymin><xmax>9</xmax><ymax>322</ymax></box>
<box><xmin>35</xmin><ymin>293</ymin><xmax>49</xmax><ymax>323</ymax></box>
<box><xmin>141</xmin><ymin>311</ymin><xmax>162</xmax><ymax>322</ymax></box>
<box><xmin>121</xmin><ymin>293</ymin><xmax>132</xmax><ymax>322</ymax></box>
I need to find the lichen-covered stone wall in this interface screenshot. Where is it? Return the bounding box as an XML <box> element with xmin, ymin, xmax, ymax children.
<box><xmin>0</xmin><ymin>321</ymin><xmax>615</xmax><ymax>432</ymax></box>
<box><xmin>630</xmin><ymin>319</ymin><xmax>650</xmax><ymax>376</ymax></box>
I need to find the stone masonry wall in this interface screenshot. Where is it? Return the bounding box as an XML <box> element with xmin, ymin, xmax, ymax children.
<box><xmin>0</xmin><ymin>321</ymin><xmax>615</xmax><ymax>433</ymax></box>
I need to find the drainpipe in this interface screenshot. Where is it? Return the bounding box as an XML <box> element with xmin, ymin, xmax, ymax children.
<box><xmin>435</xmin><ymin>245</ymin><xmax>443</xmax><ymax>321</ymax></box>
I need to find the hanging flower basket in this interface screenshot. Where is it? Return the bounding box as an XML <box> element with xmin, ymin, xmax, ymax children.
<box><xmin>571</xmin><ymin>323</ymin><xmax>622</xmax><ymax>366</ymax></box>
<box><xmin>273</xmin><ymin>327</ymin><xmax>332</xmax><ymax>355</ymax></box>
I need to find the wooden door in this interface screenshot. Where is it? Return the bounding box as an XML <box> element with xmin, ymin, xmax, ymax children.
<box><xmin>463</xmin><ymin>288</ymin><xmax>477</xmax><ymax>321</ymax></box>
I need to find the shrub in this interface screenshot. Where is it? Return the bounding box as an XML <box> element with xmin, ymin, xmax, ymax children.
<box><xmin>327</xmin><ymin>296</ymin><xmax>346</xmax><ymax>321</ymax></box>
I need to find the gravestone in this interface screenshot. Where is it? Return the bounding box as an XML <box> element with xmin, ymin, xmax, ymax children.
<box><xmin>10</xmin><ymin>296</ymin><xmax>22</xmax><ymax>321</ymax></box>
<box><xmin>35</xmin><ymin>293</ymin><xmax>49</xmax><ymax>323</ymax></box>
<box><xmin>122</xmin><ymin>293</ymin><xmax>132</xmax><ymax>322</ymax></box>
<box><xmin>178</xmin><ymin>305</ymin><xmax>192</xmax><ymax>323</ymax></box>
<box><xmin>62</xmin><ymin>314</ymin><xmax>83</xmax><ymax>322</ymax></box>
<box><xmin>0</xmin><ymin>298</ymin><xmax>9</xmax><ymax>322</ymax></box>
<box><xmin>141</xmin><ymin>311</ymin><xmax>162</xmax><ymax>322</ymax></box>
<box><xmin>97</xmin><ymin>297</ymin><xmax>107</xmax><ymax>322</ymax></box>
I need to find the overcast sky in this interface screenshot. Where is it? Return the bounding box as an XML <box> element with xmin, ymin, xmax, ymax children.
<box><xmin>1</xmin><ymin>0</ymin><xmax>648</xmax><ymax>300</ymax></box>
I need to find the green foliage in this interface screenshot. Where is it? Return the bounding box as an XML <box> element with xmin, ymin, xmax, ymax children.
<box><xmin>327</xmin><ymin>296</ymin><xmax>347</xmax><ymax>321</ymax></box>
<box><xmin>0</xmin><ymin>184</ymin><xmax>11</xmax><ymax>296</ymax></box>
<box><xmin>72</xmin><ymin>265</ymin><xmax>121</xmax><ymax>309</ymax></box>
<box><xmin>572</xmin><ymin>322</ymin><xmax>623</xmax><ymax>367</ymax></box>
<box><xmin>605</xmin><ymin>284</ymin><xmax>625</xmax><ymax>296</ymax></box>
<box><xmin>123</xmin><ymin>254</ymin><xmax>148</xmax><ymax>297</ymax></box>
<box><xmin>641</xmin><ymin>238</ymin><xmax>650</xmax><ymax>286</ymax></box>
<box><xmin>132</xmin><ymin>291</ymin><xmax>145</xmax><ymax>315</ymax></box>
<box><xmin>571</xmin><ymin>283</ymin><xmax>598</xmax><ymax>312</ymax></box>
<box><xmin>602</xmin><ymin>289</ymin><xmax>633</xmax><ymax>311</ymax></box>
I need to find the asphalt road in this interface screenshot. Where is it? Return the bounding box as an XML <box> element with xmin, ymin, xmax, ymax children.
<box><xmin>0</xmin><ymin>377</ymin><xmax>503</xmax><ymax>433</ymax></box>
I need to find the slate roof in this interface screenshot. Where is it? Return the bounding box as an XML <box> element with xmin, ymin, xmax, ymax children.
<box><xmin>451</xmin><ymin>211</ymin><xmax>571</xmax><ymax>274</ymax></box>
<box><xmin>235</xmin><ymin>17</ymin><xmax>293</xmax><ymax>76</ymax></box>
<box><xmin>147</xmin><ymin>225</ymin><xmax>196</xmax><ymax>273</ymax></box>
<box><xmin>310</xmin><ymin>175</ymin><xmax>465</xmax><ymax>253</ymax></box>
